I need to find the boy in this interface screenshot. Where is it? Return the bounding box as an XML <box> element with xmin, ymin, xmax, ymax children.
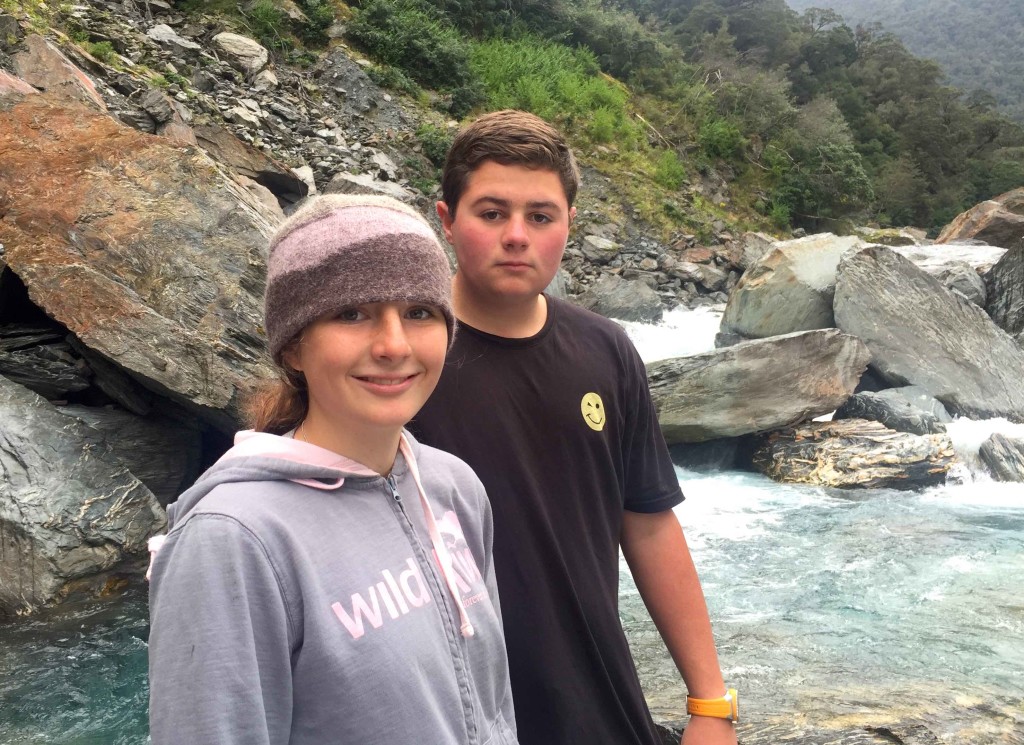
<box><xmin>410</xmin><ymin>110</ymin><xmax>737</xmax><ymax>745</ymax></box>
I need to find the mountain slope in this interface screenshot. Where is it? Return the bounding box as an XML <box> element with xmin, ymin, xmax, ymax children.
<box><xmin>786</xmin><ymin>0</ymin><xmax>1024</xmax><ymax>121</ymax></box>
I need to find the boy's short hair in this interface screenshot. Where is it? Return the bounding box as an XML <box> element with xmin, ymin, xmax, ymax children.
<box><xmin>442</xmin><ymin>110</ymin><xmax>581</xmax><ymax>215</ymax></box>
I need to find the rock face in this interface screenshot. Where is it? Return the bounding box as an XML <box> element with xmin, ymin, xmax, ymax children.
<box><xmin>834</xmin><ymin>246</ymin><xmax>1024</xmax><ymax>422</ymax></box>
<box><xmin>978</xmin><ymin>433</ymin><xmax>1024</xmax><ymax>482</ymax></box>
<box><xmin>211</xmin><ymin>32</ymin><xmax>269</xmax><ymax>78</ymax></box>
<box><xmin>12</xmin><ymin>34</ymin><xmax>106</xmax><ymax>110</ymax></box>
<box><xmin>984</xmin><ymin>245</ymin><xmax>1024</xmax><ymax>339</ymax></box>
<box><xmin>0</xmin><ymin>375</ymin><xmax>166</xmax><ymax>617</ymax></box>
<box><xmin>0</xmin><ymin>94</ymin><xmax>278</xmax><ymax>429</ymax></box>
<box><xmin>717</xmin><ymin>234</ymin><xmax>861</xmax><ymax>345</ymax></box>
<box><xmin>579</xmin><ymin>273</ymin><xmax>663</xmax><ymax>323</ymax></box>
<box><xmin>647</xmin><ymin>329</ymin><xmax>869</xmax><ymax>444</ymax></box>
<box><xmin>936</xmin><ymin>187</ymin><xmax>1024</xmax><ymax>250</ymax></box>
<box><xmin>833</xmin><ymin>389</ymin><xmax>949</xmax><ymax>435</ymax></box>
<box><xmin>752</xmin><ymin>419</ymin><xmax>954</xmax><ymax>489</ymax></box>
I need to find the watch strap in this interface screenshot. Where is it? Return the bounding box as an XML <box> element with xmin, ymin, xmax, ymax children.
<box><xmin>686</xmin><ymin>688</ymin><xmax>738</xmax><ymax>722</ymax></box>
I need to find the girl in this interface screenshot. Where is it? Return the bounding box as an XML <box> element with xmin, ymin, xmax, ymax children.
<box><xmin>148</xmin><ymin>195</ymin><xmax>517</xmax><ymax>745</ymax></box>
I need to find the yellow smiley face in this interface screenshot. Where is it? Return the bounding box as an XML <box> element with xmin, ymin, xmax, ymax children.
<box><xmin>581</xmin><ymin>392</ymin><xmax>606</xmax><ymax>432</ymax></box>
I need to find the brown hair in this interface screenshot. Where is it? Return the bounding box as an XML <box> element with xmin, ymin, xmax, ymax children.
<box><xmin>244</xmin><ymin>349</ymin><xmax>308</xmax><ymax>435</ymax></box>
<box><xmin>441</xmin><ymin>110</ymin><xmax>580</xmax><ymax>216</ymax></box>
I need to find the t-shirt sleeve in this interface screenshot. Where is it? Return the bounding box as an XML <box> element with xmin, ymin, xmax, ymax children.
<box><xmin>148</xmin><ymin>513</ymin><xmax>295</xmax><ymax>745</ymax></box>
<box><xmin>619</xmin><ymin>336</ymin><xmax>684</xmax><ymax>513</ymax></box>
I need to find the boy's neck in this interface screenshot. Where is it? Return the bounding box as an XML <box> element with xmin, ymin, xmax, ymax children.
<box><xmin>453</xmin><ymin>279</ymin><xmax>548</xmax><ymax>338</ymax></box>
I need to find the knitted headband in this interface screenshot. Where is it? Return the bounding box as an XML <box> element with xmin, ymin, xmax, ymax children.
<box><xmin>264</xmin><ymin>194</ymin><xmax>455</xmax><ymax>362</ymax></box>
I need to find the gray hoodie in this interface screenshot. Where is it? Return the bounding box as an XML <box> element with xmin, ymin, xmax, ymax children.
<box><xmin>148</xmin><ymin>430</ymin><xmax>517</xmax><ymax>745</ymax></box>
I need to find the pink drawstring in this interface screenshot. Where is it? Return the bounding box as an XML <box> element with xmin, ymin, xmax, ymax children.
<box><xmin>399</xmin><ymin>434</ymin><xmax>476</xmax><ymax>638</ymax></box>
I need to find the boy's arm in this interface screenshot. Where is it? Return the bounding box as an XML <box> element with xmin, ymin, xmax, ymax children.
<box><xmin>621</xmin><ymin>508</ymin><xmax>738</xmax><ymax>745</ymax></box>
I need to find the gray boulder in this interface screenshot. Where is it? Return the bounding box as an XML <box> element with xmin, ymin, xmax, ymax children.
<box><xmin>647</xmin><ymin>328</ymin><xmax>869</xmax><ymax>444</ymax></box>
<box><xmin>717</xmin><ymin>234</ymin><xmax>861</xmax><ymax>346</ymax></box>
<box><xmin>0</xmin><ymin>375</ymin><xmax>166</xmax><ymax>617</ymax></box>
<box><xmin>984</xmin><ymin>245</ymin><xmax>1024</xmax><ymax>339</ymax></box>
<box><xmin>833</xmin><ymin>389</ymin><xmax>948</xmax><ymax>435</ymax></box>
<box><xmin>211</xmin><ymin>32</ymin><xmax>268</xmax><ymax>77</ymax></box>
<box><xmin>930</xmin><ymin>261</ymin><xmax>987</xmax><ymax>307</ymax></box>
<box><xmin>579</xmin><ymin>273</ymin><xmax>663</xmax><ymax>323</ymax></box>
<box><xmin>834</xmin><ymin>245</ymin><xmax>1024</xmax><ymax>422</ymax></box>
<box><xmin>57</xmin><ymin>404</ymin><xmax>202</xmax><ymax>506</ymax></box>
<box><xmin>752</xmin><ymin>419</ymin><xmax>954</xmax><ymax>489</ymax></box>
<box><xmin>0</xmin><ymin>95</ymin><xmax>277</xmax><ymax>431</ymax></box>
<box><xmin>580</xmin><ymin>235</ymin><xmax>621</xmax><ymax>264</ymax></box>
<box><xmin>978</xmin><ymin>433</ymin><xmax>1024</xmax><ymax>482</ymax></box>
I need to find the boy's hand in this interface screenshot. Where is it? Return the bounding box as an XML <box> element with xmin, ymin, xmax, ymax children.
<box><xmin>680</xmin><ymin>714</ymin><xmax>738</xmax><ymax>745</ymax></box>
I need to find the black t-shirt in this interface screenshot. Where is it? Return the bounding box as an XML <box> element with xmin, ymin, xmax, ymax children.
<box><xmin>409</xmin><ymin>297</ymin><xmax>683</xmax><ymax>745</ymax></box>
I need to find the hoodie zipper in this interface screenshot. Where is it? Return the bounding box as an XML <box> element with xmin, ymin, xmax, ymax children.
<box><xmin>386</xmin><ymin>474</ymin><xmax>402</xmax><ymax>506</ymax></box>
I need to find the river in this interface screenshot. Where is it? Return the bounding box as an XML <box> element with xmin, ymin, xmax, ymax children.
<box><xmin>1</xmin><ymin>307</ymin><xmax>1022</xmax><ymax>743</ymax></box>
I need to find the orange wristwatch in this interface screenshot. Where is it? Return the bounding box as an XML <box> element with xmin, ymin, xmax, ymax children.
<box><xmin>686</xmin><ymin>688</ymin><xmax>738</xmax><ymax>723</ymax></box>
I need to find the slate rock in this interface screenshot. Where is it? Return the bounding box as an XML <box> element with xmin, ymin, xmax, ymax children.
<box><xmin>834</xmin><ymin>245</ymin><xmax>1024</xmax><ymax>422</ymax></box>
<box><xmin>0</xmin><ymin>375</ymin><xmax>166</xmax><ymax>617</ymax></box>
<box><xmin>978</xmin><ymin>433</ymin><xmax>1024</xmax><ymax>482</ymax></box>
<box><xmin>752</xmin><ymin>419</ymin><xmax>954</xmax><ymax>489</ymax></box>
<box><xmin>717</xmin><ymin>234</ymin><xmax>861</xmax><ymax>346</ymax></box>
<box><xmin>579</xmin><ymin>273</ymin><xmax>663</xmax><ymax>323</ymax></box>
<box><xmin>647</xmin><ymin>329</ymin><xmax>869</xmax><ymax>444</ymax></box>
<box><xmin>833</xmin><ymin>389</ymin><xmax>948</xmax><ymax>435</ymax></box>
<box><xmin>0</xmin><ymin>95</ymin><xmax>277</xmax><ymax>430</ymax></box>
<box><xmin>984</xmin><ymin>245</ymin><xmax>1024</xmax><ymax>338</ymax></box>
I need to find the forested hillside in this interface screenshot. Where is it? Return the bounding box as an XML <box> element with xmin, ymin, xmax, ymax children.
<box><xmin>786</xmin><ymin>0</ymin><xmax>1024</xmax><ymax>124</ymax></box>
<box><xmin>21</xmin><ymin>0</ymin><xmax>1020</xmax><ymax>236</ymax></box>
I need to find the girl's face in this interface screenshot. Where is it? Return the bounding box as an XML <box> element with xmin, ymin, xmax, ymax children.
<box><xmin>284</xmin><ymin>301</ymin><xmax>448</xmax><ymax>440</ymax></box>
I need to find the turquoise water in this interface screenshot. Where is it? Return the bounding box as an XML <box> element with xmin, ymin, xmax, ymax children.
<box><xmin>0</xmin><ymin>590</ymin><xmax>150</xmax><ymax>744</ymax></box>
<box><xmin>623</xmin><ymin>468</ymin><xmax>1024</xmax><ymax>741</ymax></box>
<box><xmin>2</xmin><ymin>468</ymin><xmax>1021</xmax><ymax>743</ymax></box>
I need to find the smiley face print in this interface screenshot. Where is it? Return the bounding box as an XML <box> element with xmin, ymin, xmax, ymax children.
<box><xmin>580</xmin><ymin>392</ymin><xmax>606</xmax><ymax>432</ymax></box>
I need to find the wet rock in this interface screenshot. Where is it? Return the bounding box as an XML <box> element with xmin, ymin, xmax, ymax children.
<box><xmin>13</xmin><ymin>34</ymin><xmax>106</xmax><ymax>110</ymax></box>
<box><xmin>717</xmin><ymin>234</ymin><xmax>861</xmax><ymax>346</ymax></box>
<box><xmin>929</xmin><ymin>260</ymin><xmax>986</xmax><ymax>307</ymax></box>
<box><xmin>579</xmin><ymin>273</ymin><xmax>663</xmax><ymax>323</ymax></box>
<box><xmin>984</xmin><ymin>245</ymin><xmax>1024</xmax><ymax>339</ymax></box>
<box><xmin>57</xmin><ymin>403</ymin><xmax>202</xmax><ymax>506</ymax></box>
<box><xmin>854</xmin><ymin>226</ymin><xmax>921</xmax><ymax>246</ymax></box>
<box><xmin>647</xmin><ymin>329</ymin><xmax>869</xmax><ymax>444</ymax></box>
<box><xmin>0</xmin><ymin>375</ymin><xmax>166</xmax><ymax>618</ymax></box>
<box><xmin>0</xmin><ymin>95</ymin><xmax>276</xmax><ymax>430</ymax></box>
<box><xmin>978</xmin><ymin>433</ymin><xmax>1024</xmax><ymax>482</ymax></box>
<box><xmin>937</xmin><ymin>188</ymin><xmax>1024</xmax><ymax>250</ymax></box>
<box><xmin>0</xmin><ymin>333</ymin><xmax>91</xmax><ymax>399</ymax></box>
<box><xmin>833</xmin><ymin>389</ymin><xmax>948</xmax><ymax>435</ymax></box>
<box><xmin>834</xmin><ymin>245</ymin><xmax>1024</xmax><ymax>422</ymax></box>
<box><xmin>752</xmin><ymin>419</ymin><xmax>954</xmax><ymax>489</ymax></box>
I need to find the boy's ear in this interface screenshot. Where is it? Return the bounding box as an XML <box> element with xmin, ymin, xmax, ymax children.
<box><xmin>569</xmin><ymin>206</ymin><xmax>576</xmax><ymax>224</ymax></box>
<box><xmin>436</xmin><ymin>200</ymin><xmax>455</xmax><ymax>243</ymax></box>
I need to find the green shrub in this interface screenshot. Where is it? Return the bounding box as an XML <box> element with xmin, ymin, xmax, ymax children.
<box><xmin>244</xmin><ymin>0</ymin><xmax>292</xmax><ymax>52</ymax></box>
<box><xmin>469</xmin><ymin>35</ymin><xmax>640</xmax><ymax>145</ymax></box>
<box><xmin>347</xmin><ymin>0</ymin><xmax>473</xmax><ymax>90</ymax></box>
<box><xmin>652</xmin><ymin>149</ymin><xmax>686</xmax><ymax>190</ymax></box>
<box><xmin>366</xmin><ymin>64</ymin><xmax>422</xmax><ymax>97</ymax></box>
<box><xmin>416</xmin><ymin>123</ymin><xmax>454</xmax><ymax>167</ymax></box>
<box><xmin>82</xmin><ymin>40</ymin><xmax>120</xmax><ymax>66</ymax></box>
<box><xmin>699</xmin><ymin>118</ymin><xmax>745</xmax><ymax>159</ymax></box>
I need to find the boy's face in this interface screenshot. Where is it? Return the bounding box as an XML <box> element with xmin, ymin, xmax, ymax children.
<box><xmin>438</xmin><ymin>161</ymin><xmax>574</xmax><ymax>306</ymax></box>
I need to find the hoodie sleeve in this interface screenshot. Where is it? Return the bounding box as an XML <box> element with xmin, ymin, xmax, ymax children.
<box><xmin>148</xmin><ymin>513</ymin><xmax>296</xmax><ymax>745</ymax></box>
